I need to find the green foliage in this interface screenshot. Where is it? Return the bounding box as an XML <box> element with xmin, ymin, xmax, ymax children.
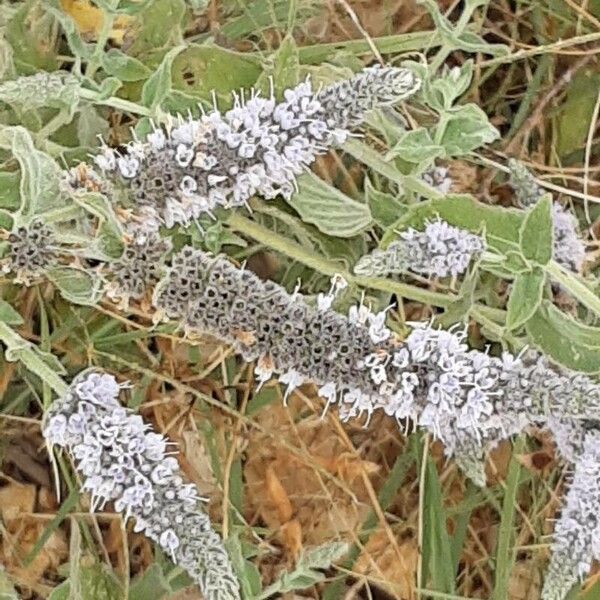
<box><xmin>526</xmin><ymin>301</ymin><xmax>600</xmax><ymax>374</ymax></box>
<box><xmin>260</xmin><ymin>542</ymin><xmax>349</xmax><ymax>598</ymax></box>
<box><xmin>519</xmin><ymin>195</ymin><xmax>553</xmax><ymax>266</ymax></box>
<box><xmin>505</xmin><ymin>270</ymin><xmax>545</xmax><ymax>331</ymax></box>
<box><xmin>290</xmin><ymin>171</ymin><xmax>373</xmax><ymax>238</ymax></box>
<box><xmin>420</xmin><ymin>457</ymin><xmax>456</xmax><ymax>593</ymax></box>
<box><xmin>0</xmin><ymin>1</ymin><xmax>598</xmax><ymax>599</ymax></box>
<box><xmin>47</xmin><ymin>562</ymin><xmax>124</xmax><ymax>600</ymax></box>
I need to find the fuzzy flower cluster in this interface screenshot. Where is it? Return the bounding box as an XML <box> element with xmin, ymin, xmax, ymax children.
<box><xmin>0</xmin><ymin>71</ymin><xmax>81</xmax><ymax>109</ymax></box>
<box><xmin>508</xmin><ymin>158</ymin><xmax>544</xmax><ymax>208</ymax></box>
<box><xmin>152</xmin><ymin>247</ymin><xmax>600</xmax><ymax>486</ymax></box>
<box><xmin>88</xmin><ymin>66</ymin><xmax>419</xmax><ymax>229</ymax></box>
<box><xmin>421</xmin><ymin>165</ymin><xmax>452</xmax><ymax>195</ymax></box>
<box><xmin>508</xmin><ymin>159</ymin><xmax>586</xmax><ymax>272</ymax></box>
<box><xmin>551</xmin><ymin>203</ymin><xmax>586</xmax><ymax>273</ymax></box>
<box><xmin>43</xmin><ymin>370</ymin><xmax>240</xmax><ymax>600</ymax></box>
<box><xmin>353</xmin><ymin>219</ymin><xmax>485</xmax><ymax>278</ymax></box>
<box><xmin>2</xmin><ymin>221</ymin><xmax>57</xmax><ymax>281</ymax></box>
<box><xmin>542</xmin><ymin>428</ymin><xmax>600</xmax><ymax>600</ymax></box>
<box><xmin>106</xmin><ymin>232</ymin><xmax>171</xmax><ymax>306</ymax></box>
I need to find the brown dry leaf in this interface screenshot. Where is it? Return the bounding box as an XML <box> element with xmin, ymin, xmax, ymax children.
<box><xmin>0</xmin><ymin>480</ymin><xmax>36</xmax><ymax>522</ymax></box>
<box><xmin>487</xmin><ymin>440</ymin><xmax>513</xmax><ymax>484</ymax></box>
<box><xmin>166</xmin><ymin>588</ymin><xmax>205</xmax><ymax>600</ymax></box>
<box><xmin>0</xmin><ymin>480</ymin><xmax>67</xmax><ymax>588</ymax></box>
<box><xmin>507</xmin><ymin>560</ymin><xmax>542</xmax><ymax>600</ymax></box>
<box><xmin>354</xmin><ymin>527</ymin><xmax>417</xmax><ymax>599</ymax></box>
<box><xmin>245</xmin><ymin>401</ymin><xmax>373</xmax><ymax>547</ymax></box>
<box><xmin>447</xmin><ymin>160</ymin><xmax>480</xmax><ymax>195</ymax></box>
<box><xmin>279</xmin><ymin>520</ymin><xmax>302</xmax><ymax>560</ymax></box>
<box><xmin>265</xmin><ymin>465</ymin><xmax>294</xmax><ymax>523</ymax></box>
<box><xmin>180</xmin><ymin>430</ymin><xmax>219</xmax><ymax>497</ymax></box>
<box><xmin>59</xmin><ymin>0</ymin><xmax>133</xmax><ymax>44</ymax></box>
<box><xmin>516</xmin><ymin>450</ymin><xmax>555</xmax><ymax>476</ymax></box>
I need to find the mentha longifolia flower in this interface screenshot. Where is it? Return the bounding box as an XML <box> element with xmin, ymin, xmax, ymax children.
<box><xmin>86</xmin><ymin>65</ymin><xmax>420</xmax><ymax>229</ymax></box>
<box><xmin>353</xmin><ymin>218</ymin><xmax>485</xmax><ymax>279</ymax></box>
<box><xmin>421</xmin><ymin>165</ymin><xmax>452</xmax><ymax>195</ymax></box>
<box><xmin>105</xmin><ymin>231</ymin><xmax>171</xmax><ymax>307</ymax></box>
<box><xmin>551</xmin><ymin>203</ymin><xmax>586</xmax><ymax>273</ymax></box>
<box><xmin>152</xmin><ymin>245</ymin><xmax>395</xmax><ymax>406</ymax></box>
<box><xmin>152</xmin><ymin>247</ymin><xmax>600</xmax><ymax>487</ymax></box>
<box><xmin>1</xmin><ymin>220</ymin><xmax>57</xmax><ymax>282</ymax></box>
<box><xmin>42</xmin><ymin>370</ymin><xmax>240</xmax><ymax>600</ymax></box>
<box><xmin>542</xmin><ymin>428</ymin><xmax>600</xmax><ymax>600</ymax></box>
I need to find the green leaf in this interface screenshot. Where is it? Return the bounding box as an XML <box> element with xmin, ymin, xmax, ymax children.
<box><xmin>5</xmin><ymin>2</ymin><xmax>58</xmax><ymax>72</ymax></box>
<box><xmin>77</xmin><ymin>105</ymin><xmax>109</xmax><ymax>147</ymax></box>
<box><xmin>48</xmin><ymin>562</ymin><xmax>124</xmax><ymax>600</ymax></box>
<box><xmin>96</xmin><ymin>77</ymin><xmax>123</xmax><ymax>100</ymax></box>
<box><xmin>73</xmin><ymin>192</ymin><xmax>124</xmax><ymax>259</ymax></box>
<box><xmin>436</xmin><ymin>261</ymin><xmax>479</xmax><ymax>327</ymax></box>
<box><xmin>302</xmin><ymin>542</ymin><xmax>348</xmax><ymax>569</ymax></box>
<box><xmin>386</xmin><ymin>127</ymin><xmax>444</xmax><ymax>164</ymax></box>
<box><xmin>556</xmin><ymin>71</ymin><xmax>600</xmax><ymax>158</ymax></box>
<box><xmin>0</xmin><ymin>300</ymin><xmax>24</xmax><ymax>326</ymax></box>
<box><xmin>200</xmin><ymin>221</ymin><xmax>247</xmax><ymax>255</ymax></box>
<box><xmin>545</xmin><ymin>260</ymin><xmax>600</xmax><ymax>318</ymax></box>
<box><xmin>423</xmin><ymin>60</ymin><xmax>473</xmax><ymax>111</ymax></box>
<box><xmin>0</xmin><ymin>322</ymin><xmax>67</xmax><ymax>394</ymax></box>
<box><xmin>0</xmin><ymin>173</ymin><xmax>21</xmax><ymax>212</ymax></box>
<box><xmin>421</xmin><ymin>457</ymin><xmax>455</xmax><ymax>593</ymax></box>
<box><xmin>520</xmin><ymin>194</ymin><xmax>553</xmax><ymax>265</ymax></box>
<box><xmin>257</xmin><ymin>34</ymin><xmax>299</xmax><ymax>99</ymax></box>
<box><xmin>46</xmin><ymin>266</ymin><xmax>104</xmax><ymax>306</ymax></box>
<box><xmin>440</xmin><ymin>104</ymin><xmax>499</xmax><ymax>156</ymax></box>
<box><xmin>129</xmin><ymin>564</ymin><xmax>172</xmax><ymax>600</ymax></box>
<box><xmin>526</xmin><ymin>301</ymin><xmax>600</xmax><ymax>373</ymax></box>
<box><xmin>289</xmin><ymin>171</ymin><xmax>372</xmax><ymax>238</ymax></box>
<box><xmin>0</xmin><ymin>127</ymin><xmax>62</xmax><ymax>218</ymax></box>
<box><xmin>505</xmin><ymin>270</ymin><xmax>545</xmax><ymax>330</ymax></box>
<box><xmin>101</xmin><ymin>48</ymin><xmax>152</xmax><ymax>81</ymax></box>
<box><xmin>364</xmin><ymin>176</ymin><xmax>406</xmax><ymax>228</ymax></box>
<box><xmin>171</xmin><ymin>44</ymin><xmax>262</xmax><ymax>100</ymax></box>
<box><xmin>492</xmin><ymin>437</ymin><xmax>526</xmax><ymax>600</ymax></box>
<box><xmin>141</xmin><ymin>45</ymin><xmax>185</xmax><ymax>110</ymax></box>
<box><xmin>224</xmin><ymin>534</ymin><xmax>262</xmax><ymax>599</ymax></box>
<box><xmin>127</xmin><ymin>0</ymin><xmax>186</xmax><ymax>56</ymax></box>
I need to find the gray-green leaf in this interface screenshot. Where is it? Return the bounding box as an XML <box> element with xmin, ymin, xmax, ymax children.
<box><xmin>386</xmin><ymin>127</ymin><xmax>444</xmax><ymax>164</ymax></box>
<box><xmin>526</xmin><ymin>300</ymin><xmax>600</xmax><ymax>373</ymax></box>
<box><xmin>439</xmin><ymin>104</ymin><xmax>499</xmax><ymax>156</ymax></box>
<box><xmin>0</xmin><ymin>127</ymin><xmax>62</xmax><ymax>219</ymax></box>
<box><xmin>520</xmin><ymin>194</ymin><xmax>553</xmax><ymax>266</ymax></box>
<box><xmin>289</xmin><ymin>171</ymin><xmax>372</xmax><ymax>238</ymax></box>
<box><xmin>141</xmin><ymin>45</ymin><xmax>185</xmax><ymax>110</ymax></box>
<box><xmin>46</xmin><ymin>266</ymin><xmax>104</xmax><ymax>306</ymax></box>
<box><xmin>0</xmin><ymin>299</ymin><xmax>24</xmax><ymax>325</ymax></box>
<box><xmin>505</xmin><ymin>270</ymin><xmax>545</xmax><ymax>330</ymax></box>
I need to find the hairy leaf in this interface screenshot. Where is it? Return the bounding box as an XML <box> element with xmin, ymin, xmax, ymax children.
<box><xmin>289</xmin><ymin>171</ymin><xmax>372</xmax><ymax>237</ymax></box>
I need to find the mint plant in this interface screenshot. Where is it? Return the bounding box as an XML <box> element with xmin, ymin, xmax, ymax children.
<box><xmin>0</xmin><ymin>1</ymin><xmax>598</xmax><ymax>599</ymax></box>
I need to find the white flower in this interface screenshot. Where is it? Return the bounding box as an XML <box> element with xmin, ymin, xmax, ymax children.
<box><xmin>83</xmin><ymin>66</ymin><xmax>420</xmax><ymax>229</ymax></box>
<box><xmin>42</xmin><ymin>370</ymin><xmax>240</xmax><ymax>600</ymax></box>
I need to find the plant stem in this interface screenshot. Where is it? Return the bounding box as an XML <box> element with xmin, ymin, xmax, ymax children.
<box><xmin>79</xmin><ymin>89</ymin><xmax>152</xmax><ymax>117</ymax></box>
<box><xmin>226</xmin><ymin>213</ymin><xmax>455</xmax><ymax>307</ymax></box>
